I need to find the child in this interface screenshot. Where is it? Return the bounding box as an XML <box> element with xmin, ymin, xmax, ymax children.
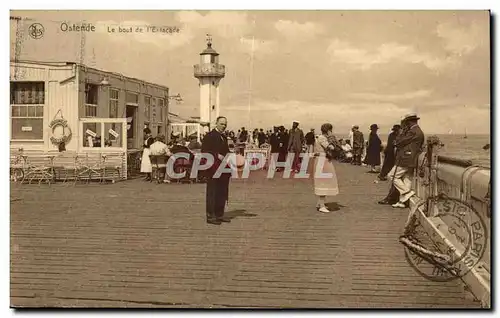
<box><xmin>325</xmin><ymin>134</ymin><xmax>341</xmax><ymax>160</ymax></box>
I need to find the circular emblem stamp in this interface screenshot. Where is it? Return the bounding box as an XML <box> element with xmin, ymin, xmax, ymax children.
<box><xmin>404</xmin><ymin>196</ymin><xmax>488</xmax><ymax>282</ymax></box>
<box><xmin>28</xmin><ymin>23</ymin><xmax>44</xmax><ymax>39</ymax></box>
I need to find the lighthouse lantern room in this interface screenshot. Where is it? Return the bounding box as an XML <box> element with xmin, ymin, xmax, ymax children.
<box><xmin>193</xmin><ymin>34</ymin><xmax>226</xmax><ymax>132</ymax></box>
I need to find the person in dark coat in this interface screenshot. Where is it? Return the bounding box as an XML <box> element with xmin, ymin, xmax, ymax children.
<box><xmin>287</xmin><ymin>121</ymin><xmax>305</xmax><ymax>172</ymax></box>
<box><xmin>257</xmin><ymin>128</ymin><xmax>267</xmax><ymax>147</ymax></box>
<box><xmin>378</xmin><ymin>124</ymin><xmax>401</xmax><ymax>181</ymax></box>
<box><xmin>305</xmin><ymin>129</ymin><xmax>316</xmax><ymax>153</ymax></box>
<box><xmin>276</xmin><ymin>126</ymin><xmax>287</xmax><ymax>171</ymax></box>
<box><xmin>390</xmin><ymin>113</ymin><xmax>425</xmax><ymax>208</ymax></box>
<box><xmin>364</xmin><ymin>124</ymin><xmax>382</xmax><ymax>173</ymax></box>
<box><xmin>201</xmin><ymin>116</ymin><xmax>232</xmax><ymax>225</ymax></box>
<box><xmin>351</xmin><ymin>126</ymin><xmax>364</xmax><ymax>165</ymax></box>
<box><xmin>270</xmin><ymin>126</ymin><xmax>279</xmax><ymax>153</ymax></box>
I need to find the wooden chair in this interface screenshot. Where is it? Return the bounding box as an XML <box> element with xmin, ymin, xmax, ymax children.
<box><xmin>102</xmin><ymin>152</ymin><xmax>124</xmax><ymax>183</ymax></box>
<box><xmin>150</xmin><ymin>154</ymin><xmax>169</xmax><ymax>184</ymax></box>
<box><xmin>21</xmin><ymin>152</ymin><xmax>56</xmax><ymax>185</ymax></box>
<box><xmin>52</xmin><ymin>151</ymin><xmax>78</xmax><ymax>183</ymax></box>
<box><xmin>74</xmin><ymin>153</ymin><xmax>88</xmax><ymax>185</ymax></box>
<box><xmin>85</xmin><ymin>153</ymin><xmax>105</xmax><ymax>183</ymax></box>
<box><xmin>75</xmin><ymin>153</ymin><xmax>104</xmax><ymax>184</ymax></box>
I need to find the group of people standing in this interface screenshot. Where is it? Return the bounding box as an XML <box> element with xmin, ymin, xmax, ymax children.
<box><xmin>200</xmin><ymin>117</ymin><xmax>341</xmax><ymax>220</ymax></box>
<box><xmin>336</xmin><ymin>115</ymin><xmax>425</xmax><ymax>209</ymax></box>
<box><xmin>138</xmin><ymin>114</ymin><xmax>425</xmax><ymax>225</ymax></box>
<box><xmin>229</xmin><ymin>122</ymin><xmax>307</xmax><ymax>172</ymax></box>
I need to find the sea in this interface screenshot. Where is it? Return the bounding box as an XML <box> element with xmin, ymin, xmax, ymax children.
<box><xmin>377</xmin><ymin>134</ymin><xmax>491</xmax><ymax>168</ymax></box>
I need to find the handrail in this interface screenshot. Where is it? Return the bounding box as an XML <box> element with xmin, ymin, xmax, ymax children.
<box><xmin>438</xmin><ymin>155</ymin><xmax>473</xmax><ymax>167</ymax></box>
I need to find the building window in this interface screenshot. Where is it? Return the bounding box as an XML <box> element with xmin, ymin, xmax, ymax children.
<box><xmin>151</xmin><ymin>98</ymin><xmax>157</xmax><ymax>123</ymax></box>
<box><xmin>144</xmin><ymin>96</ymin><xmax>151</xmax><ymax>122</ymax></box>
<box><xmin>109</xmin><ymin>88</ymin><xmax>119</xmax><ymax>118</ymax></box>
<box><xmin>158</xmin><ymin>98</ymin><xmax>165</xmax><ymax>123</ymax></box>
<box><xmin>10</xmin><ymin>81</ymin><xmax>45</xmax><ymax>140</ymax></box>
<box><xmin>126</xmin><ymin>92</ymin><xmax>139</xmax><ymax>105</ymax></box>
<box><xmin>85</xmin><ymin>83</ymin><xmax>99</xmax><ymax>117</ymax></box>
<box><xmin>82</xmin><ymin>122</ymin><xmax>102</xmax><ymax>148</ymax></box>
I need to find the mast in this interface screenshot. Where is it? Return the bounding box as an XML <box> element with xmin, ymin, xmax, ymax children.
<box><xmin>463</xmin><ymin>105</ymin><xmax>468</xmax><ymax>138</ymax></box>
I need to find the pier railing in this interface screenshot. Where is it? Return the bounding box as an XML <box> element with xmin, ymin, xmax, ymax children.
<box><xmin>409</xmin><ymin>137</ymin><xmax>491</xmax><ymax>307</ymax></box>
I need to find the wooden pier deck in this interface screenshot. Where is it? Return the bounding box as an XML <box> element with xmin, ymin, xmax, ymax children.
<box><xmin>10</xmin><ymin>163</ymin><xmax>481</xmax><ymax>308</ymax></box>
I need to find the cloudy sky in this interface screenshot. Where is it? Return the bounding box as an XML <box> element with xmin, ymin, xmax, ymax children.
<box><xmin>10</xmin><ymin>10</ymin><xmax>490</xmax><ymax>134</ymax></box>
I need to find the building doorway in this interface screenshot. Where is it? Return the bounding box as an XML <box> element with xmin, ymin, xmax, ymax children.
<box><xmin>126</xmin><ymin>105</ymin><xmax>138</xmax><ymax>149</ymax></box>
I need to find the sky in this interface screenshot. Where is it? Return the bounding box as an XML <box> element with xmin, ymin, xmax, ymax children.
<box><xmin>9</xmin><ymin>10</ymin><xmax>490</xmax><ymax>135</ymax></box>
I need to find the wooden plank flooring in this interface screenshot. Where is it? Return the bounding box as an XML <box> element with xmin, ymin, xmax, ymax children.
<box><xmin>10</xmin><ymin>163</ymin><xmax>481</xmax><ymax>308</ymax></box>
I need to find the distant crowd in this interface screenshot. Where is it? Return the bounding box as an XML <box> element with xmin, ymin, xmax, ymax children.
<box><xmin>187</xmin><ymin>123</ymin><xmax>395</xmax><ymax>178</ymax></box>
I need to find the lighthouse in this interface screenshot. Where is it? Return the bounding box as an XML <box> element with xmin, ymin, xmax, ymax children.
<box><xmin>193</xmin><ymin>35</ymin><xmax>226</xmax><ymax>131</ymax></box>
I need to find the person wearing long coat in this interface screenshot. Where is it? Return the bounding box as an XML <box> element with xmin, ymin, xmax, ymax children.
<box><xmin>276</xmin><ymin>126</ymin><xmax>288</xmax><ymax>170</ymax></box>
<box><xmin>270</xmin><ymin>126</ymin><xmax>279</xmax><ymax>154</ymax></box>
<box><xmin>312</xmin><ymin>123</ymin><xmax>340</xmax><ymax>213</ymax></box>
<box><xmin>390</xmin><ymin>113</ymin><xmax>425</xmax><ymax>208</ymax></box>
<box><xmin>351</xmin><ymin>126</ymin><xmax>364</xmax><ymax>165</ymax></box>
<box><xmin>287</xmin><ymin>121</ymin><xmax>304</xmax><ymax>171</ymax></box>
<box><xmin>364</xmin><ymin>124</ymin><xmax>382</xmax><ymax>172</ymax></box>
<box><xmin>378</xmin><ymin>124</ymin><xmax>401</xmax><ymax>180</ymax></box>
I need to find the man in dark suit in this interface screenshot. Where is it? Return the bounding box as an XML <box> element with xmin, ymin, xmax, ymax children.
<box><xmin>305</xmin><ymin>128</ymin><xmax>316</xmax><ymax>153</ymax></box>
<box><xmin>287</xmin><ymin>121</ymin><xmax>305</xmax><ymax>172</ymax></box>
<box><xmin>351</xmin><ymin>125</ymin><xmax>364</xmax><ymax>165</ymax></box>
<box><xmin>390</xmin><ymin>113</ymin><xmax>425</xmax><ymax>208</ymax></box>
<box><xmin>269</xmin><ymin>126</ymin><xmax>279</xmax><ymax>154</ymax></box>
<box><xmin>201</xmin><ymin>116</ymin><xmax>232</xmax><ymax>225</ymax></box>
<box><xmin>257</xmin><ymin>129</ymin><xmax>267</xmax><ymax>147</ymax></box>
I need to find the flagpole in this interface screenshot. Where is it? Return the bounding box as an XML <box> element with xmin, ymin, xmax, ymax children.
<box><xmin>248</xmin><ymin>34</ymin><xmax>255</xmax><ymax>131</ymax></box>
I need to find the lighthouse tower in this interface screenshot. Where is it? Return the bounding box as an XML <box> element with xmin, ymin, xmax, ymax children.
<box><xmin>194</xmin><ymin>35</ymin><xmax>226</xmax><ymax>131</ymax></box>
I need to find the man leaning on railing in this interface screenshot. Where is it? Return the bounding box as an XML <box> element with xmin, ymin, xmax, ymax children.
<box><xmin>389</xmin><ymin>113</ymin><xmax>425</xmax><ymax>208</ymax></box>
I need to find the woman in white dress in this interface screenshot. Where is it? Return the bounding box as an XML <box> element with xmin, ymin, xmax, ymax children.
<box><xmin>313</xmin><ymin>123</ymin><xmax>340</xmax><ymax>213</ymax></box>
<box><xmin>140</xmin><ymin>129</ymin><xmax>154</xmax><ymax>180</ymax></box>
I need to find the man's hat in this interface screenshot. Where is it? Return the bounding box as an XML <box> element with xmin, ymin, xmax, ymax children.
<box><xmin>402</xmin><ymin>112</ymin><xmax>420</xmax><ymax>122</ymax></box>
<box><xmin>392</xmin><ymin>124</ymin><xmax>401</xmax><ymax>130</ymax></box>
<box><xmin>370</xmin><ymin>124</ymin><xmax>379</xmax><ymax>130</ymax></box>
<box><xmin>293</xmin><ymin>120</ymin><xmax>300</xmax><ymax>124</ymax></box>
<box><xmin>353</xmin><ymin>125</ymin><xmax>359</xmax><ymax>129</ymax></box>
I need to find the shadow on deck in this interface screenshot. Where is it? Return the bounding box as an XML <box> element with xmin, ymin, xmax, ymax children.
<box><xmin>10</xmin><ymin>162</ymin><xmax>480</xmax><ymax>308</ymax></box>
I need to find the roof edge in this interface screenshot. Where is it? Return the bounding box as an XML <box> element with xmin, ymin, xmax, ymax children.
<box><xmin>10</xmin><ymin>60</ymin><xmax>170</xmax><ymax>91</ymax></box>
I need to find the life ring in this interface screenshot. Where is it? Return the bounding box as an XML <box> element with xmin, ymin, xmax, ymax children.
<box><xmin>49</xmin><ymin>118</ymin><xmax>72</xmax><ymax>145</ymax></box>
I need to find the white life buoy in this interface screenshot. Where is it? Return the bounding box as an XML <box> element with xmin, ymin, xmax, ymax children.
<box><xmin>49</xmin><ymin>118</ymin><xmax>72</xmax><ymax>145</ymax></box>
